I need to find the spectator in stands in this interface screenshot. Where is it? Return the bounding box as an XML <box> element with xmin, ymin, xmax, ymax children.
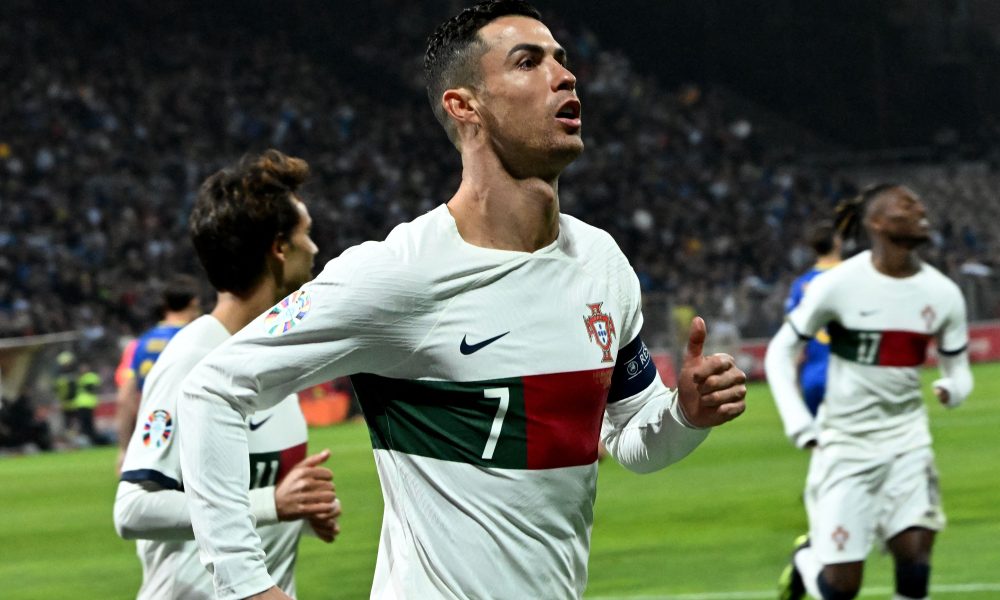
<box><xmin>1</xmin><ymin>1</ymin><xmax>996</xmax><ymax>408</ymax></box>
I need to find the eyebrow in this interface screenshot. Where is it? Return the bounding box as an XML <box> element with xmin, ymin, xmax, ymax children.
<box><xmin>507</xmin><ymin>43</ymin><xmax>567</xmax><ymax>64</ymax></box>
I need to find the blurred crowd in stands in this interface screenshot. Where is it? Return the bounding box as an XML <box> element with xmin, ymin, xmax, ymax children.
<box><xmin>1</xmin><ymin>2</ymin><xmax>997</xmax><ymax>397</ymax></box>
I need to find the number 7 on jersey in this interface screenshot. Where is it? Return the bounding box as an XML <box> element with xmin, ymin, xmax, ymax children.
<box><xmin>481</xmin><ymin>387</ymin><xmax>510</xmax><ymax>460</ymax></box>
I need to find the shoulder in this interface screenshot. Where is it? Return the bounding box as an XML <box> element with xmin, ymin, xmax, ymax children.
<box><xmin>306</xmin><ymin>208</ymin><xmax>452</xmax><ymax>313</ymax></box>
<box><xmin>144</xmin><ymin>319</ymin><xmax>225</xmax><ymax>395</ymax></box>
<box><xmin>813</xmin><ymin>252</ymin><xmax>866</xmax><ymax>286</ymax></box>
<box><xmin>918</xmin><ymin>261</ymin><xmax>965</xmax><ymax>307</ymax></box>
<box><xmin>137</xmin><ymin>325</ymin><xmax>175</xmax><ymax>354</ymax></box>
<box><xmin>558</xmin><ymin>213</ymin><xmax>632</xmax><ymax>273</ymax></box>
<box><xmin>320</xmin><ymin>206</ymin><xmax>449</xmax><ymax>277</ymax></box>
<box><xmin>920</xmin><ymin>260</ymin><xmax>961</xmax><ymax>289</ymax></box>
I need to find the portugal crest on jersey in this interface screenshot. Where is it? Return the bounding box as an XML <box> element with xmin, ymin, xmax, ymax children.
<box><xmin>921</xmin><ymin>305</ymin><xmax>936</xmax><ymax>331</ymax></box>
<box><xmin>142</xmin><ymin>409</ymin><xmax>173</xmax><ymax>449</ymax></box>
<box><xmin>583</xmin><ymin>302</ymin><xmax>616</xmax><ymax>363</ymax></box>
<box><xmin>264</xmin><ymin>290</ymin><xmax>312</xmax><ymax>336</ymax></box>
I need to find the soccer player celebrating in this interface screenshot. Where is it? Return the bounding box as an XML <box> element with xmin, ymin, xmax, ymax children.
<box><xmin>114</xmin><ymin>150</ymin><xmax>340</xmax><ymax>600</ymax></box>
<box><xmin>784</xmin><ymin>219</ymin><xmax>843</xmax><ymax>416</ymax></box>
<box><xmin>178</xmin><ymin>2</ymin><xmax>747</xmax><ymax>599</ymax></box>
<box><xmin>766</xmin><ymin>184</ymin><xmax>973</xmax><ymax>600</ymax></box>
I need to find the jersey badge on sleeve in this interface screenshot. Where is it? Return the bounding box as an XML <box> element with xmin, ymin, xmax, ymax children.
<box><xmin>264</xmin><ymin>289</ymin><xmax>312</xmax><ymax>336</ymax></box>
<box><xmin>583</xmin><ymin>302</ymin><xmax>616</xmax><ymax>363</ymax></box>
<box><xmin>142</xmin><ymin>409</ymin><xmax>173</xmax><ymax>450</ymax></box>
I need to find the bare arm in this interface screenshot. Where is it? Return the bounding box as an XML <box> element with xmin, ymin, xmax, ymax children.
<box><xmin>115</xmin><ymin>376</ymin><xmax>140</xmax><ymax>474</ymax></box>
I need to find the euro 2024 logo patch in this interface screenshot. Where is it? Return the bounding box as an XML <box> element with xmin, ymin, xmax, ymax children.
<box><xmin>583</xmin><ymin>302</ymin><xmax>616</xmax><ymax>363</ymax></box>
<box><xmin>143</xmin><ymin>409</ymin><xmax>173</xmax><ymax>450</ymax></box>
<box><xmin>264</xmin><ymin>290</ymin><xmax>312</xmax><ymax>336</ymax></box>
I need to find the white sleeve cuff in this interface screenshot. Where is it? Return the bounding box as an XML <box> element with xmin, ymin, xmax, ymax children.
<box><xmin>791</xmin><ymin>426</ymin><xmax>819</xmax><ymax>449</ymax></box>
<box><xmin>248</xmin><ymin>486</ymin><xmax>279</xmax><ymax>526</ymax></box>
<box><xmin>212</xmin><ymin>560</ymin><xmax>275</xmax><ymax>600</ymax></box>
<box><xmin>668</xmin><ymin>390</ymin><xmax>708</xmax><ymax>430</ymax></box>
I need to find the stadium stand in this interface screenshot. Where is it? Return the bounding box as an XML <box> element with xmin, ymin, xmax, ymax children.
<box><xmin>1</xmin><ymin>2</ymin><xmax>997</xmax><ymax>424</ymax></box>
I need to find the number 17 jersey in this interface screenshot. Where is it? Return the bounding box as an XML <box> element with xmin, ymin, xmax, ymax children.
<box><xmin>786</xmin><ymin>250</ymin><xmax>968</xmax><ymax>456</ymax></box>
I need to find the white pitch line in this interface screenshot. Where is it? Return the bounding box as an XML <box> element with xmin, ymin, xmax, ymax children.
<box><xmin>587</xmin><ymin>582</ymin><xmax>1000</xmax><ymax>600</ymax></box>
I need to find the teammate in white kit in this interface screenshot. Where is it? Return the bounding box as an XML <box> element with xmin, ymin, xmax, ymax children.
<box><xmin>766</xmin><ymin>184</ymin><xmax>973</xmax><ymax>600</ymax></box>
<box><xmin>114</xmin><ymin>150</ymin><xmax>341</xmax><ymax>599</ymax></box>
<box><xmin>178</xmin><ymin>2</ymin><xmax>748</xmax><ymax>599</ymax></box>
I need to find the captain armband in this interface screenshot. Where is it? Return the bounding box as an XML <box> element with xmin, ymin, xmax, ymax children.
<box><xmin>608</xmin><ymin>335</ymin><xmax>656</xmax><ymax>403</ymax></box>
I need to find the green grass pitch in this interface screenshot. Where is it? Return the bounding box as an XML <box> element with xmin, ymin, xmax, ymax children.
<box><xmin>2</xmin><ymin>363</ymin><xmax>998</xmax><ymax>599</ymax></box>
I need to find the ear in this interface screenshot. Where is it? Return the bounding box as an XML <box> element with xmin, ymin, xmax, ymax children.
<box><xmin>271</xmin><ymin>236</ymin><xmax>289</xmax><ymax>264</ymax></box>
<box><xmin>442</xmin><ymin>88</ymin><xmax>481</xmax><ymax>129</ymax></box>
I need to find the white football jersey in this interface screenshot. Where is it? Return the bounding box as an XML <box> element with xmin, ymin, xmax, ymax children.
<box><xmin>120</xmin><ymin>315</ymin><xmax>307</xmax><ymax>599</ymax></box>
<box><xmin>785</xmin><ymin>250</ymin><xmax>968</xmax><ymax>456</ymax></box>
<box><xmin>179</xmin><ymin>204</ymin><xmax>707</xmax><ymax>600</ymax></box>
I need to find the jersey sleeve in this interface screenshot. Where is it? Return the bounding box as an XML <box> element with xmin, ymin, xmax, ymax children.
<box><xmin>178</xmin><ymin>243</ymin><xmax>417</xmax><ymax>600</ymax></box>
<box><xmin>120</xmin><ymin>367</ymin><xmax>184</xmax><ymax>490</ymax></box>
<box><xmin>785</xmin><ymin>269</ymin><xmax>839</xmax><ymax>339</ymax></box>
<box><xmin>764</xmin><ymin>322</ymin><xmax>817</xmax><ymax>447</ymax></box>
<box><xmin>600</xmin><ymin>266</ymin><xmax>709</xmax><ymax>473</ymax></box>
<box><xmin>113</xmin><ymin>482</ymin><xmax>278</xmax><ymax>541</ymax></box>
<box><xmin>937</xmin><ymin>283</ymin><xmax>970</xmax><ymax>355</ymax></box>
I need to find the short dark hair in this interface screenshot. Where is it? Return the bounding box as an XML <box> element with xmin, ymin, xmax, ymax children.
<box><xmin>190</xmin><ymin>149</ymin><xmax>309</xmax><ymax>294</ymax></box>
<box><xmin>805</xmin><ymin>219</ymin><xmax>836</xmax><ymax>255</ymax></box>
<box><xmin>162</xmin><ymin>274</ymin><xmax>201</xmax><ymax>312</ymax></box>
<box><xmin>424</xmin><ymin>0</ymin><xmax>542</xmax><ymax>146</ymax></box>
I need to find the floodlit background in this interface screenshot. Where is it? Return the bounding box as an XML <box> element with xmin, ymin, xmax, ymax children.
<box><xmin>1</xmin><ymin>1</ymin><xmax>998</xmax><ymax>597</ymax></box>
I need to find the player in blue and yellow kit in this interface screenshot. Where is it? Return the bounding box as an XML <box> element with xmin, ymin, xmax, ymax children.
<box><xmin>115</xmin><ymin>274</ymin><xmax>202</xmax><ymax>472</ymax></box>
<box><xmin>784</xmin><ymin>220</ymin><xmax>842</xmax><ymax>416</ymax></box>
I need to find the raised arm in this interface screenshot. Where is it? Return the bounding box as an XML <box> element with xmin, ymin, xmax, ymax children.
<box><xmin>603</xmin><ymin>317</ymin><xmax>746</xmax><ymax>474</ymax></box>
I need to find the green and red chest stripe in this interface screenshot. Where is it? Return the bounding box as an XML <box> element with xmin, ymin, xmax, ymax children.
<box><xmin>352</xmin><ymin>368</ymin><xmax>614</xmax><ymax>470</ymax></box>
<box><xmin>827</xmin><ymin>322</ymin><xmax>932</xmax><ymax>367</ymax></box>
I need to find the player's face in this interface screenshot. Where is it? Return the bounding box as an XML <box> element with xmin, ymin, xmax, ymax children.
<box><xmin>875</xmin><ymin>186</ymin><xmax>931</xmax><ymax>248</ymax></box>
<box><xmin>474</xmin><ymin>16</ymin><xmax>583</xmax><ymax>178</ymax></box>
<box><xmin>279</xmin><ymin>198</ymin><xmax>318</xmax><ymax>295</ymax></box>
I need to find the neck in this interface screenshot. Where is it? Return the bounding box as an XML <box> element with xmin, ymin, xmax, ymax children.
<box><xmin>446</xmin><ymin>150</ymin><xmax>561</xmax><ymax>252</ymax></box>
<box><xmin>162</xmin><ymin>312</ymin><xmax>191</xmax><ymax>326</ymax></box>
<box><xmin>870</xmin><ymin>241</ymin><xmax>920</xmax><ymax>278</ymax></box>
<box><xmin>816</xmin><ymin>253</ymin><xmax>841</xmax><ymax>269</ymax></box>
<box><xmin>210</xmin><ymin>279</ymin><xmax>282</xmax><ymax>335</ymax></box>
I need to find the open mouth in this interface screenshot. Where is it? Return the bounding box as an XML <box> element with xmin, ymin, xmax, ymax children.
<box><xmin>555</xmin><ymin>99</ymin><xmax>582</xmax><ymax>129</ymax></box>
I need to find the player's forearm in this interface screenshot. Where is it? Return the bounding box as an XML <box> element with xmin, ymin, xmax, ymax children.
<box><xmin>178</xmin><ymin>380</ymin><xmax>273</xmax><ymax>600</ymax></box>
<box><xmin>602</xmin><ymin>379</ymin><xmax>710</xmax><ymax>474</ymax></box>
<box><xmin>934</xmin><ymin>351</ymin><xmax>974</xmax><ymax>408</ymax></box>
<box><xmin>113</xmin><ymin>482</ymin><xmax>279</xmax><ymax>541</ymax></box>
<box><xmin>116</xmin><ymin>381</ymin><xmax>140</xmax><ymax>451</ymax></box>
<box><xmin>764</xmin><ymin>323</ymin><xmax>817</xmax><ymax>448</ymax></box>
<box><xmin>114</xmin><ymin>481</ymin><xmax>194</xmax><ymax>540</ymax></box>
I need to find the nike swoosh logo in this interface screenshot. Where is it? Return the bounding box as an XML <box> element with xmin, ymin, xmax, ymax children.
<box><xmin>460</xmin><ymin>331</ymin><xmax>510</xmax><ymax>355</ymax></box>
<box><xmin>248</xmin><ymin>416</ymin><xmax>273</xmax><ymax>431</ymax></box>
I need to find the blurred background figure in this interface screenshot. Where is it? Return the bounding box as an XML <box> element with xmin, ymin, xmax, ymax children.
<box><xmin>115</xmin><ymin>274</ymin><xmax>202</xmax><ymax>471</ymax></box>
<box><xmin>783</xmin><ymin>219</ymin><xmax>843</xmax><ymax>416</ymax></box>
